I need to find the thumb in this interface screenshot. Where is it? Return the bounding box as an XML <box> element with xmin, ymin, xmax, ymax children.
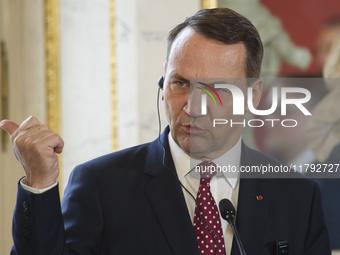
<box><xmin>0</xmin><ymin>120</ymin><xmax>20</xmax><ymax>135</ymax></box>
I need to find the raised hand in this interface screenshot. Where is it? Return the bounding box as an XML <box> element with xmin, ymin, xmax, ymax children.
<box><xmin>0</xmin><ymin>116</ymin><xmax>64</xmax><ymax>189</ymax></box>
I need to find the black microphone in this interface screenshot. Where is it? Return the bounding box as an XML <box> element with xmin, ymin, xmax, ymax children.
<box><xmin>219</xmin><ymin>199</ymin><xmax>246</xmax><ymax>255</ymax></box>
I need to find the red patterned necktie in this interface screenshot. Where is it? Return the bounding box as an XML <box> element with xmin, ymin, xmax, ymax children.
<box><xmin>193</xmin><ymin>162</ymin><xmax>226</xmax><ymax>255</ymax></box>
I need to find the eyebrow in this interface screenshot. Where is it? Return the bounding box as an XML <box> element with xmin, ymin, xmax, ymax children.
<box><xmin>168</xmin><ymin>73</ymin><xmax>190</xmax><ymax>84</ymax></box>
<box><xmin>200</xmin><ymin>80</ymin><xmax>233</xmax><ymax>86</ymax></box>
<box><xmin>169</xmin><ymin>74</ymin><xmax>232</xmax><ymax>85</ymax></box>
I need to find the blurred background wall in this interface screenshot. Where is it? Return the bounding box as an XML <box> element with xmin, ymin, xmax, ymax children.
<box><xmin>261</xmin><ymin>0</ymin><xmax>340</xmax><ymax>75</ymax></box>
<box><xmin>0</xmin><ymin>0</ymin><xmax>199</xmax><ymax>253</ymax></box>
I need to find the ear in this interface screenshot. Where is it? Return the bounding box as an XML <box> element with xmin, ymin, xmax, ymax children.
<box><xmin>164</xmin><ymin>62</ymin><xmax>167</xmax><ymax>73</ymax></box>
<box><xmin>245</xmin><ymin>78</ymin><xmax>263</xmax><ymax>114</ymax></box>
<box><xmin>162</xmin><ymin>63</ymin><xmax>168</xmax><ymax>91</ymax></box>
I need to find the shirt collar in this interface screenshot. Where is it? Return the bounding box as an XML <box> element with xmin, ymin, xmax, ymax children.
<box><xmin>168</xmin><ymin>133</ymin><xmax>241</xmax><ymax>189</ymax></box>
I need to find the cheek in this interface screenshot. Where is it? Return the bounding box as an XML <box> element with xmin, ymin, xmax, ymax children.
<box><xmin>164</xmin><ymin>96</ymin><xmax>183</xmax><ymax>120</ymax></box>
<box><xmin>210</xmin><ymin>100</ymin><xmax>234</xmax><ymax>118</ymax></box>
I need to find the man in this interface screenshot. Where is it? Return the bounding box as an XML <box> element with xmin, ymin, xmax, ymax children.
<box><xmin>1</xmin><ymin>8</ymin><xmax>330</xmax><ymax>255</ymax></box>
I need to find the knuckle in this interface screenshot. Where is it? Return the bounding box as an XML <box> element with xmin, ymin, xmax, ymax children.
<box><xmin>13</xmin><ymin>133</ymin><xmax>25</xmax><ymax>147</ymax></box>
<box><xmin>51</xmin><ymin>133</ymin><xmax>60</xmax><ymax>139</ymax></box>
<box><xmin>26</xmin><ymin>116</ymin><xmax>41</xmax><ymax>126</ymax></box>
<box><xmin>39</xmin><ymin>124</ymin><xmax>49</xmax><ymax>131</ymax></box>
<box><xmin>10</xmin><ymin>129</ymin><xmax>20</xmax><ymax>143</ymax></box>
<box><xmin>10</xmin><ymin>134</ymin><xmax>16</xmax><ymax>143</ymax></box>
<box><xmin>55</xmin><ymin>134</ymin><xmax>64</xmax><ymax>144</ymax></box>
<box><xmin>28</xmin><ymin>115</ymin><xmax>37</xmax><ymax>122</ymax></box>
<box><xmin>47</xmin><ymin>132</ymin><xmax>58</xmax><ymax>140</ymax></box>
<box><xmin>24</xmin><ymin>137</ymin><xmax>34</xmax><ymax>148</ymax></box>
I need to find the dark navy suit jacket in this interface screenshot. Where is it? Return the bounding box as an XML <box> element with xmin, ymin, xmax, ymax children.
<box><xmin>312</xmin><ymin>143</ymin><xmax>340</xmax><ymax>250</ymax></box>
<box><xmin>11</xmin><ymin>127</ymin><xmax>330</xmax><ymax>254</ymax></box>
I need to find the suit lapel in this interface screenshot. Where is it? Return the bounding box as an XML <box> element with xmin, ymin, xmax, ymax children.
<box><xmin>143</xmin><ymin>132</ymin><xmax>271</xmax><ymax>255</ymax></box>
<box><xmin>231</xmin><ymin>143</ymin><xmax>272</xmax><ymax>255</ymax></box>
<box><xmin>144</xmin><ymin>127</ymin><xmax>199</xmax><ymax>255</ymax></box>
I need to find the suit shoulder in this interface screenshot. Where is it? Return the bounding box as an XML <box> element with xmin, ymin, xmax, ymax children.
<box><xmin>242</xmin><ymin>143</ymin><xmax>285</xmax><ymax>166</ymax></box>
<box><xmin>241</xmin><ymin>142</ymin><xmax>318</xmax><ymax>184</ymax></box>
<box><xmin>72</xmin><ymin>142</ymin><xmax>152</xmax><ymax>177</ymax></box>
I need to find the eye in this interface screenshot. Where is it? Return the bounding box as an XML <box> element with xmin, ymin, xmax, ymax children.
<box><xmin>175</xmin><ymin>81</ymin><xmax>186</xmax><ymax>87</ymax></box>
<box><xmin>169</xmin><ymin>80</ymin><xmax>189</xmax><ymax>95</ymax></box>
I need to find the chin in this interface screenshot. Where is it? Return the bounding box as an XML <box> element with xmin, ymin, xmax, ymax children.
<box><xmin>189</xmin><ymin>138</ymin><xmax>210</xmax><ymax>155</ymax></box>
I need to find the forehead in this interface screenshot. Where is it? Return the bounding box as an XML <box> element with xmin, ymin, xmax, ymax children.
<box><xmin>167</xmin><ymin>27</ymin><xmax>246</xmax><ymax>79</ymax></box>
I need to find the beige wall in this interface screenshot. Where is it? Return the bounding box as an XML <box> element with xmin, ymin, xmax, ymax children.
<box><xmin>0</xmin><ymin>0</ymin><xmax>26</xmax><ymax>253</ymax></box>
<box><xmin>116</xmin><ymin>0</ymin><xmax>199</xmax><ymax>149</ymax></box>
<box><xmin>0</xmin><ymin>0</ymin><xmax>200</xmax><ymax>253</ymax></box>
<box><xmin>0</xmin><ymin>0</ymin><xmax>45</xmax><ymax>253</ymax></box>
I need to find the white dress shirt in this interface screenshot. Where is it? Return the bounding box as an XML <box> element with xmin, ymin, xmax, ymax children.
<box><xmin>168</xmin><ymin>133</ymin><xmax>241</xmax><ymax>255</ymax></box>
<box><xmin>20</xmin><ymin>177</ymin><xmax>58</xmax><ymax>194</ymax></box>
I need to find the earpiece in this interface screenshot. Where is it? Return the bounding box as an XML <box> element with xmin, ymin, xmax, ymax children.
<box><xmin>158</xmin><ymin>75</ymin><xmax>164</xmax><ymax>90</ymax></box>
<box><xmin>155</xmin><ymin>74</ymin><xmax>219</xmax><ymax>255</ymax></box>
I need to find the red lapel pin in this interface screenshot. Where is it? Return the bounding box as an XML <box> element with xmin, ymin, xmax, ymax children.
<box><xmin>256</xmin><ymin>195</ymin><xmax>263</xmax><ymax>200</ymax></box>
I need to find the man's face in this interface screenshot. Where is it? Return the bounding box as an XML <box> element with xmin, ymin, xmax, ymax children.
<box><xmin>163</xmin><ymin>27</ymin><xmax>261</xmax><ymax>160</ymax></box>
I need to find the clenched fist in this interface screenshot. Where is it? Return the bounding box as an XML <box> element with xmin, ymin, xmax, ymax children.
<box><xmin>0</xmin><ymin>116</ymin><xmax>64</xmax><ymax>189</ymax></box>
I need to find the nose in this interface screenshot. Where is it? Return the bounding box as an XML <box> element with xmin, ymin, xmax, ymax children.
<box><xmin>183</xmin><ymin>87</ymin><xmax>205</xmax><ymax>117</ymax></box>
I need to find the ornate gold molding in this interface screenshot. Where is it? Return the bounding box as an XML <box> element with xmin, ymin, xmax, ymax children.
<box><xmin>110</xmin><ymin>0</ymin><xmax>118</xmax><ymax>151</ymax></box>
<box><xmin>201</xmin><ymin>0</ymin><xmax>218</xmax><ymax>9</ymax></box>
<box><xmin>44</xmin><ymin>0</ymin><xmax>62</xmax><ymax>188</ymax></box>
<box><xmin>1</xmin><ymin>41</ymin><xmax>9</xmax><ymax>152</ymax></box>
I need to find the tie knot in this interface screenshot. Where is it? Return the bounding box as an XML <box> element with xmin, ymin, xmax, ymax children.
<box><xmin>197</xmin><ymin>161</ymin><xmax>217</xmax><ymax>180</ymax></box>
